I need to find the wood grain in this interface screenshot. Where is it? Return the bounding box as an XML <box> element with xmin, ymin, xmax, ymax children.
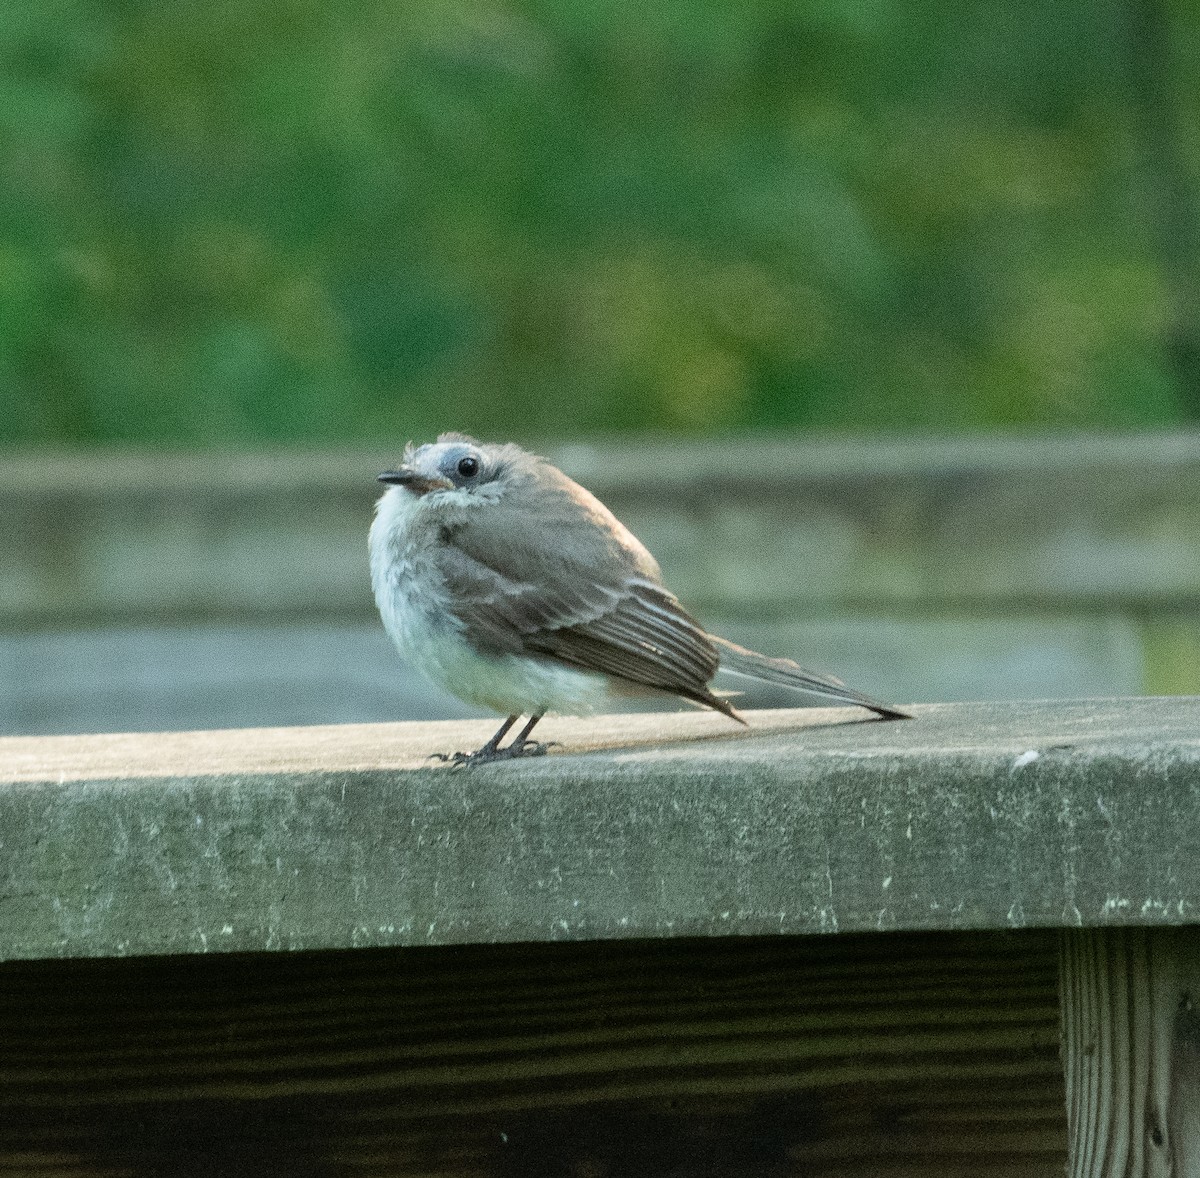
<box><xmin>1060</xmin><ymin>928</ymin><xmax>1200</xmax><ymax>1177</ymax></box>
<box><xmin>0</xmin><ymin>931</ymin><xmax>1065</xmax><ymax>1176</ymax></box>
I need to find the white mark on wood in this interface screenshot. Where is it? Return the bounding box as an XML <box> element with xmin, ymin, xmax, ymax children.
<box><xmin>221</xmin><ymin>924</ymin><xmax>233</xmax><ymax>935</ymax></box>
<box><xmin>1007</xmin><ymin>900</ymin><xmax>1026</xmax><ymax>928</ymax></box>
<box><xmin>819</xmin><ymin>849</ymin><xmax>839</xmax><ymax>932</ymax></box>
<box><xmin>1011</xmin><ymin>749</ymin><xmax>1040</xmax><ymax>772</ymax></box>
<box><xmin>1057</xmin><ymin>794</ymin><xmax>1083</xmax><ymax>931</ymax></box>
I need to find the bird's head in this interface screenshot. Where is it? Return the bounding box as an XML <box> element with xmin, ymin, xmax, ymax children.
<box><xmin>377</xmin><ymin>433</ymin><xmax>514</xmax><ymax>504</ymax></box>
<box><xmin>376</xmin><ymin>434</ymin><xmax>532</xmax><ymax>511</ymax></box>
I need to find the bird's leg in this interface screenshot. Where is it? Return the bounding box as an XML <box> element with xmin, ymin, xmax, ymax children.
<box><xmin>502</xmin><ymin>713</ymin><xmax>552</xmax><ymax>758</ymax></box>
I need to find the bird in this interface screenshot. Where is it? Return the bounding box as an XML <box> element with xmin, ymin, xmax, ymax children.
<box><xmin>370</xmin><ymin>433</ymin><xmax>909</xmax><ymax>765</ymax></box>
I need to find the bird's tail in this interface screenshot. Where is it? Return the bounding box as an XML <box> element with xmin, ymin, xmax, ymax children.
<box><xmin>711</xmin><ymin>636</ymin><xmax>910</xmax><ymax>720</ymax></box>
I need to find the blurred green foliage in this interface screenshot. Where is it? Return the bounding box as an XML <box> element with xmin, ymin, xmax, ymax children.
<box><xmin>1</xmin><ymin>0</ymin><xmax>1199</xmax><ymax>443</ymax></box>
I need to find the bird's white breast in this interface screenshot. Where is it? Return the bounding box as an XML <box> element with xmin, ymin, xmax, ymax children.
<box><xmin>369</xmin><ymin>486</ymin><xmax>612</xmax><ymax>717</ymax></box>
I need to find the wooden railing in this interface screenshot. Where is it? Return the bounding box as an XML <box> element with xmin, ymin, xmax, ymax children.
<box><xmin>2</xmin><ymin>698</ymin><xmax>1198</xmax><ymax>1175</ymax></box>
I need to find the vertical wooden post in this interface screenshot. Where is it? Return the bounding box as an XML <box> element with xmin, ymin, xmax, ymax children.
<box><xmin>1061</xmin><ymin>929</ymin><xmax>1200</xmax><ymax>1177</ymax></box>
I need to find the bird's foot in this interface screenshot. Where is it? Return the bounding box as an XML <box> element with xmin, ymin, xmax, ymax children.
<box><xmin>431</xmin><ymin>739</ymin><xmax>558</xmax><ymax>768</ymax></box>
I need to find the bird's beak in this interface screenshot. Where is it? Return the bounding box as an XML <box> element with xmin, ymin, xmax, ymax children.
<box><xmin>377</xmin><ymin>468</ymin><xmax>414</xmax><ymax>485</ymax></box>
<box><xmin>377</xmin><ymin>468</ymin><xmax>452</xmax><ymax>496</ymax></box>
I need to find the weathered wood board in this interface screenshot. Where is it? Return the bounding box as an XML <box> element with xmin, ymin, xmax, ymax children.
<box><xmin>3</xmin><ymin>699</ymin><xmax>1200</xmax><ymax>963</ymax></box>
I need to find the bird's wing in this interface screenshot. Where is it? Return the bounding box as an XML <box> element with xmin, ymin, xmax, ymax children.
<box><xmin>430</xmin><ymin>539</ymin><xmax>624</xmax><ymax>653</ymax></box>
<box><xmin>433</xmin><ymin>537</ymin><xmax>737</xmax><ymax>719</ymax></box>
<box><xmin>530</xmin><ymin>579</ymin><xmax>733</xmax><ymax>716</ymax></box>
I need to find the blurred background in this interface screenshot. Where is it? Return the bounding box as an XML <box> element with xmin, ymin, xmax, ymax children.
<box><xmin>3</xmin><ymin>0</ymin><xmax>1200</xmax><ymax>734</ymax></box>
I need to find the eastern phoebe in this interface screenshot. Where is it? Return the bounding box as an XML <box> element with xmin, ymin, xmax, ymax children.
<box><xmin>370</xmin><ymin>433</ymin><xmax>908</xmax><ymax>765</ymax></box>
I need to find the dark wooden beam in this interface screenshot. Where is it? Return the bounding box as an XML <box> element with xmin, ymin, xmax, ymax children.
<box><xmin>0</xmin><ymin>930</ymin><xmax>1064</xmax><ymax>1177</ymax></box>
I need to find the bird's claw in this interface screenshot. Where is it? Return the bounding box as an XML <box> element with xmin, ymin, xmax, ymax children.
<box><xmin>435</xmin><ymin>739</ymin><xmax>559</xmax><ymax>768</ymax></box>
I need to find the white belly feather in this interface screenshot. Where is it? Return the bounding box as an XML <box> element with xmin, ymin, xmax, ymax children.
<box><xmin>369</xmin><ymin>486</ymin><xmax>612</xmax><ymax>717</ymax></box>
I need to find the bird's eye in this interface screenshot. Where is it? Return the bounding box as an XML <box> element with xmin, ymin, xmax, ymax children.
<box><xmin>456</xmin><ymin>455</ymin><xmax>479</xmax><ymax>478</ymax></box>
